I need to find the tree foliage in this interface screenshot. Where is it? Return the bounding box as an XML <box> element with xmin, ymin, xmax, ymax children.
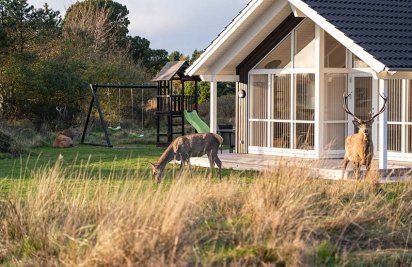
<box><xmin>0</xmin><ymin>0</ymin><xmax>149</xmax><ymax>129</ymax></box>
<box><xmin>168</xmin><ymin>50</ymin><xmax>186</xmax><ymax>62</ymax></box>
<box><xmin>129</xmin><ymin>36</ymin><xmax>168</xmax><ymax>75</ymax></box>
<box><xmin>0</xmin><ymin>0</ymin><xmax>234</xmax><ymax>130</ymax></box>
<box><xmin>64</xmin><ymin>0</ymin><xmax>129</xmax><ymax>49</ymax></box>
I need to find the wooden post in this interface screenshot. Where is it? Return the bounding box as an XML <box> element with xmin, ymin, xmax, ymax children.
<box><xmin>81</xmin><ymin>93</ymin><xmax>95</xmax><ymax>144</ymax></box>
<box><xmin>181</xmin><ymin>79</ymin><xmax>185</xmax><ymax>136</ymax></box>
<box><xmin>210</xmin><ymin>76</ymin><xmax>218</xmax><ymax>133</ymax></box>
<box><xmin>194</xmin><ymin>80</ymin><xmax>199</xmax><ymax>111</ymax></box>
<box><xmin>379</xmin><ymin>79</ymin><xmax>388</xmax><ymax>170</ymax></box>
<box><xmin>315</xmin><ymin>25</ymin><xmax>325</xmax><ymax>158</ymax></box>
<box><xmin>156</xmin><ymin>82</ymin><xmax>161</xmax><ymax>145</ymax></box>
<box><xmin>91</xmin><ymin>85</ymin><xmax>112</xmax><ymax>147</ymax></box>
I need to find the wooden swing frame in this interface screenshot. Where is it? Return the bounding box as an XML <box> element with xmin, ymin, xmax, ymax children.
<box><xmin>81</xmin><ymin>84</ymin><xmax>157</xmax><ymax>148</ymax></box>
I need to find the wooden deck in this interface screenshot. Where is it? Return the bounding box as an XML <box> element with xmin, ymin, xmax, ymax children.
<box><xmin>188</xmin><ymin>151</ymin><xmax>412</xmax><ymax>183</ymax></box>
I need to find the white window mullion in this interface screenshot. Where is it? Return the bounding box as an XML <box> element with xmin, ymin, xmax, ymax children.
<box><xmin>379</xmin><ymin>79</ymin><xmax>388</xmax><ymax>170</ymax></box>
<box><xmin>347</xmin><ymin>75</ymin><xmax>355</xmax><ymax>135</ymax></box>
<box><xmin>267</xmin><ymin>75</ymin><xmax>272</xmax><ymax>147</ymax></box>
<box><xmin>402</xmin><ymin>79</ymin><xmax>407</xmax><ymax>154</ymax></box>
<box><xmin>291</xmin><ymin>30</ymin><xmax>295</xmax><ymax>69</ymax></box>
<box><xmin>372</xmin><ymin>78</ymin><xmax>379</xmax><ymax>155</ymax></box>
<box><xmin>290</xmin><ymin>30</ymin><xmax>295</xmax><ymax>149</ymax></box>
<box><xmin>290</xmin><ymin>74</ymin><xmax>295</xmax><ymax>149</ymax></box>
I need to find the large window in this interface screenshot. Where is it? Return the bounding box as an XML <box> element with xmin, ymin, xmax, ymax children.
<box><xmin>294</xmin><ymin>20</ymin><xmax>315</xmax><ymax>68</ymax></box>
<box><xmin>324</xmin><ymin>32</ymin><xmax>346</xmax><ymax>68</ymax></box>
<box><xmin>294</xmin><ymin>74</ymin><xmax>315</xmax><ymax>149</ymax></box>
<box><xmin>256</xmin><ymin>35</ymin><xmax>291</xmax><ymax>69</ymax></box>
<box><xmin>249</xmin><ymin>74</ymin><xmax>315</xmax><ymax>151</ymax></box>
<box><xmin>249</xmin><ymin>75</ymin><xmax>269</xmax><ymax>147</ymax></box>
<box><xmin>324</xmin><ymin>74</ymin><xmax>347</xmax><ymax>150</ymax></box>
<box><xmin>271</xmin><ymin>74</ymin><xmax>291</xmax><ymax>148</ymax></box>
<box><xmin>250</xmin><ymin>19</ymin><xmax>317</xmax><ymax>153</ymax></box>
<box><xmin>255</xmin><ymin>20</ymin><xmax>315</xmax><ymax>70</ymax></box>
<box><xmin>353</xmin><ymin>55</ymin><xmax>369</xmax><ymax>68</ymax></box>
<box><xmin>406</xmin><ymin>81</ymin><xmax>412</xmax><ymax>153</ymax></box>
<box><xmin>384</xmin><ymin>79</ymin><xmax>412</xmax><ymax>154</ymax></box>
<box><xmin>388</xmin><ymin>80</ymin><xmax>402</xmax><ymax>152</ymax></box>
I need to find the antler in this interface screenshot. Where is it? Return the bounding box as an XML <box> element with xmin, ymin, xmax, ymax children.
<box><xmin>56</xmin><ymin>106</ymin><xmax>68</xmax><ymax>119</ymax></box>
<box><xmin>343</xmin><ymin>93</ymin><xmax>363</xmax><ymax>123</ymax></box>
<box><xmin>367</xmin><ymin>93</ymin><xmax>387</xmax><ymax>123</ymax></box>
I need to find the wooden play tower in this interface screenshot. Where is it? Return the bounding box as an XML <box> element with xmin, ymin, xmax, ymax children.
<box><xmin>152</xmin><ymin>61</ymin><xmax>200</xmax><ymax>146</ymax></box>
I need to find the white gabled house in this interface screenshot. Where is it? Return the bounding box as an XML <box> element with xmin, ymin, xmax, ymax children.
<box><xmin>186</xmin><ymin>0</ymin><xmax>412</xmax><ymax>170</ymax></box>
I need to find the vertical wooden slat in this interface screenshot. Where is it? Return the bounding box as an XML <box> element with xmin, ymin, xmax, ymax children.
<box><xmin>236</xmin><ymin>82</ymin><xmax>248</xmax><ymax>153</ymax></box>
<box><xmin>387</xmin><ymin>80</ymin><xmax>402</xmax><ymax>152</ymax></box>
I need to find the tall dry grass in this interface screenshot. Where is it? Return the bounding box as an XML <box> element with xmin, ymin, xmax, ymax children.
<box><xmin>0</xmin><ymin>157</ymin><xmax>411</xmax><ymax>266</ymax></box>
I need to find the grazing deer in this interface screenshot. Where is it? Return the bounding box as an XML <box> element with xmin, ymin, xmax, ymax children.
<box><xmin>150</xmin><ymin>133</ymin><xmax>224</xmax><ymax>183</ymax></box>
<box><xmin>342</xmin><ymin>93</ymin><xmax>387</xmax><ymax>179</ymax></box>
<box><xmin>53</xmin><ymin>126</ymin><xmax>81</xmax><ymax>148</ymax></box>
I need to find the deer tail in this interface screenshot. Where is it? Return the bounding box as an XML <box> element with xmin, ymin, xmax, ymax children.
<box><xmin>212</xmin><ymin>133</ymin><xmax>224</xmax><ymax>145</ymax></box>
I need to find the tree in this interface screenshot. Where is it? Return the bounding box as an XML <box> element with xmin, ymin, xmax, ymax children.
<box><xmin>189</xmin><ymin>49</ymin><xmax>203</xmax><ymax>64</ymax></box>
<box><xmin>0</xmin><ymin>0</ymin><xmax>34</xmax><ymax>52</ymax></box>
<box><xmin>168</xmin><ymin>50</ymin><xmax>186</xmax><ymax>62</ymax></box>
<box><xmin>148</xmin><ymin>49</ymin><xmax>168</xmax><ymax>73</ymax></box>
<box><xmin>129</xmin><ymin>36</ymin><xmax>150</xmax><ymax>63</ymax></box>
<box><xmin>30</xmin><ymin>4</ymin><xmax>62</xmax><ymax>42</ymax></box>
<box><xmin>129</xmin><ymin>36</ymin><xmax>168</xmax><ymax>74</ymax></box>
<box><xmin>63</xmin><ymin>0</ymin><xmax>130</xmax><ymax>53</ymax></box>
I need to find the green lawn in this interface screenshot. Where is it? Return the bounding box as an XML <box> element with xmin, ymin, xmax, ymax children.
<box><xmin>0</xmin><ymin>144</ymin><xmax>255</xmax><ymax>185</ymax></box>
<box><xmin>0</xmin><ymin>145</ymin><xmax>161</xmax><ymax>179</ymax></box>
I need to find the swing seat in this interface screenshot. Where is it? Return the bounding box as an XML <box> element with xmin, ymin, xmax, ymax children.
<box><xmin>128</xmin><ymin>131</ymin><xmax>145</xmax><ymax>138</ymax></box>
<box><xmin>108</xmin><ymin>126</ymin><xmax>122</xmax><ymax>131</ymax></box>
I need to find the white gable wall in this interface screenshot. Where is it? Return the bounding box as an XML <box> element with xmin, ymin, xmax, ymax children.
<box><xmin>187</xmin><ymin>0</ymin><xmax>292</xmax><ymax>79</ymax></box>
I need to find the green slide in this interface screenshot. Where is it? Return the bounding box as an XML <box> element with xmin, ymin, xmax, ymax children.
<box><xmin>184</xmin><ymin>110</ymin><xmax>210</xmax><ymax>133</ymax></box>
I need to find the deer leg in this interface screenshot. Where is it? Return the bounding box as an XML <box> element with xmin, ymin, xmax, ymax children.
<box><xmin>354</xmin><ymin>163</ymin><xmax>361</xmax><ymax>180</ymax></box>
<box><xmin>187</xmin><ymin>158</ymin><xmax>193</xmax><ymax>178</ymax></box>
<box><xmin>214</xmin><ymin>156</ymin><xmax>222</xmax><ymax>182</ymax></box>
<box><xmin>208</xmin><ymin>154</ymin><xmax>214</xmax><ymax>181</ymax></box>
<box><xmin>365</xmin><ymin>158</ymin><xmax>372</xmax><ymax>178</ymax></box>
<box><xmin>179</xmin><ymin>159</ymin><xmax>185</xmax><ymax>177</ymax></box>
<box><xmin>342</xmin><ymin>157</ymin><xmax>349</xmax><ymax>179</ymax></box>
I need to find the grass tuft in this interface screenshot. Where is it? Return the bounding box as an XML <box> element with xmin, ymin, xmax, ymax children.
<box><xmin>0</xmin><ymin>154</ymin><xmax>411</xmax><ymax>266</ymax></box>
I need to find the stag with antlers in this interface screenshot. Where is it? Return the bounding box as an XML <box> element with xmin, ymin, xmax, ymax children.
<box><xmin>342</xmin><ymin>93</ymin><xmax>387</xmax><ymax>179</ymax></box>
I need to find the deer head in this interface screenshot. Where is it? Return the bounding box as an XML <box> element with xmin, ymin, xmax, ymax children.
<box><xmin>149</xmin><ymin>162</ymin><xmax>163</xmax><ymax>183</ymax></box>
<box><xmin>343</xmin><ymin>93</ymin><xmax>388</xmax><ymax>138</ymax></box>
<box><xmin>56</xmin><ymin>106</ymin><xmax>68</xmax><ymax>120</ymax></box>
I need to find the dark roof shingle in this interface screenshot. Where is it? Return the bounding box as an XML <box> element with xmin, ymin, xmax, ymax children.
<box><xmin>304</xmin><ymin>0</ymin><xmax>412</xmax><ymax>70</ymax></box>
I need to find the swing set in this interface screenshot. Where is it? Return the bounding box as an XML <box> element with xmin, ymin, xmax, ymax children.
<box><xmin>81</xmin><ymin>61</ymin><xmax>201</xmax><ymax>148</ymax></box>
<box><xmin>81</xmin><ymin>84</ymin><xmax>157</xmax><ymax>147</ymax></box>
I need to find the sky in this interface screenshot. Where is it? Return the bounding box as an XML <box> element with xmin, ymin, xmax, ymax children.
<box><xmin>27</xmin><ymin>0</ymin><xmax>250</xmax><ymax>55</ymax></box>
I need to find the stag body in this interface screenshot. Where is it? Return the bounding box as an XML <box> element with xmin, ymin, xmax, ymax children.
<box><xmin>150</xmin><ymin>133</ymin><xmax>224</xmax><ymax>183</ymax></box>
<box><xmin>342</xmin><ymin>122</ymin><xmax>374</xmax><ymax>179</ymax></box>
<box><xmin>341</xmin><ymin>93</ymin><xmax>387</xmax><ymax>179</ymax></box>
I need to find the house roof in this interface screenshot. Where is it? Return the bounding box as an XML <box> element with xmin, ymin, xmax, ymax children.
<box><xmin>152</xmin><ymin>61</ymin><xmax>189</xmax><ymax>82</ymax></box>
<box><xmin>187</xmin><ymin>0</ymin><xmax>412</xmax><ymax>80</ymax></box>
<box><xmin>186</xmin><ymin>0</ymin><xmax>292</xmax><ymax>78</ymax></box>
<box><xmin>303</xmin><ymin>0</ymin><xmax>412</xmax><ymax>71</ymax></box>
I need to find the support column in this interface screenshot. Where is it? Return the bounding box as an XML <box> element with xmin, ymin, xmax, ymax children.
<box><xmin>379</xmin><ymin>79</ymin><xmax>388</xmax><ymax>170</ymax></box>
<box><xmin>210</xmin><ymin>76</ymin><xmax>218</xmax><ymax>133</ymax></box>
<box><xmin>314</xmin><ymin>25</ymin><xmax>325</xmax><ymax>158</ymax></box>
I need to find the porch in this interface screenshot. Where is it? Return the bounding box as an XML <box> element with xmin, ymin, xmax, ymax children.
<box><xmin>189</xmin><ymin>150</ymin><xmax>412</xmax><ymax>183</ymax></box>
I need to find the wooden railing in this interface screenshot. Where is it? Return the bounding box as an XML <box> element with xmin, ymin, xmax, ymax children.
<box><xmin>156</xmin><ymin>95</ymin><xmax>198</xmax><ymax>113</ymax></box>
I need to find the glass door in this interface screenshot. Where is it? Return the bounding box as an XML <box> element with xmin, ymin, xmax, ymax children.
<box><xmin>249</xmin><ymin>74</ymin><xmax>269</xmax><ymax>148</ymax></box>
<box><xmin>323</xmin><ymin>74</ymin><xmax>348</xmax><ymax>154</ymax></box>
<box><xmin>353</xmin><ymin>77</ymin><xmax>373</xmax><ymax>123</ymax></box>
<box><xmin>347</xmin><ymin>75</ymin><xmax>377</xmax><ymax>151</ymax></box>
